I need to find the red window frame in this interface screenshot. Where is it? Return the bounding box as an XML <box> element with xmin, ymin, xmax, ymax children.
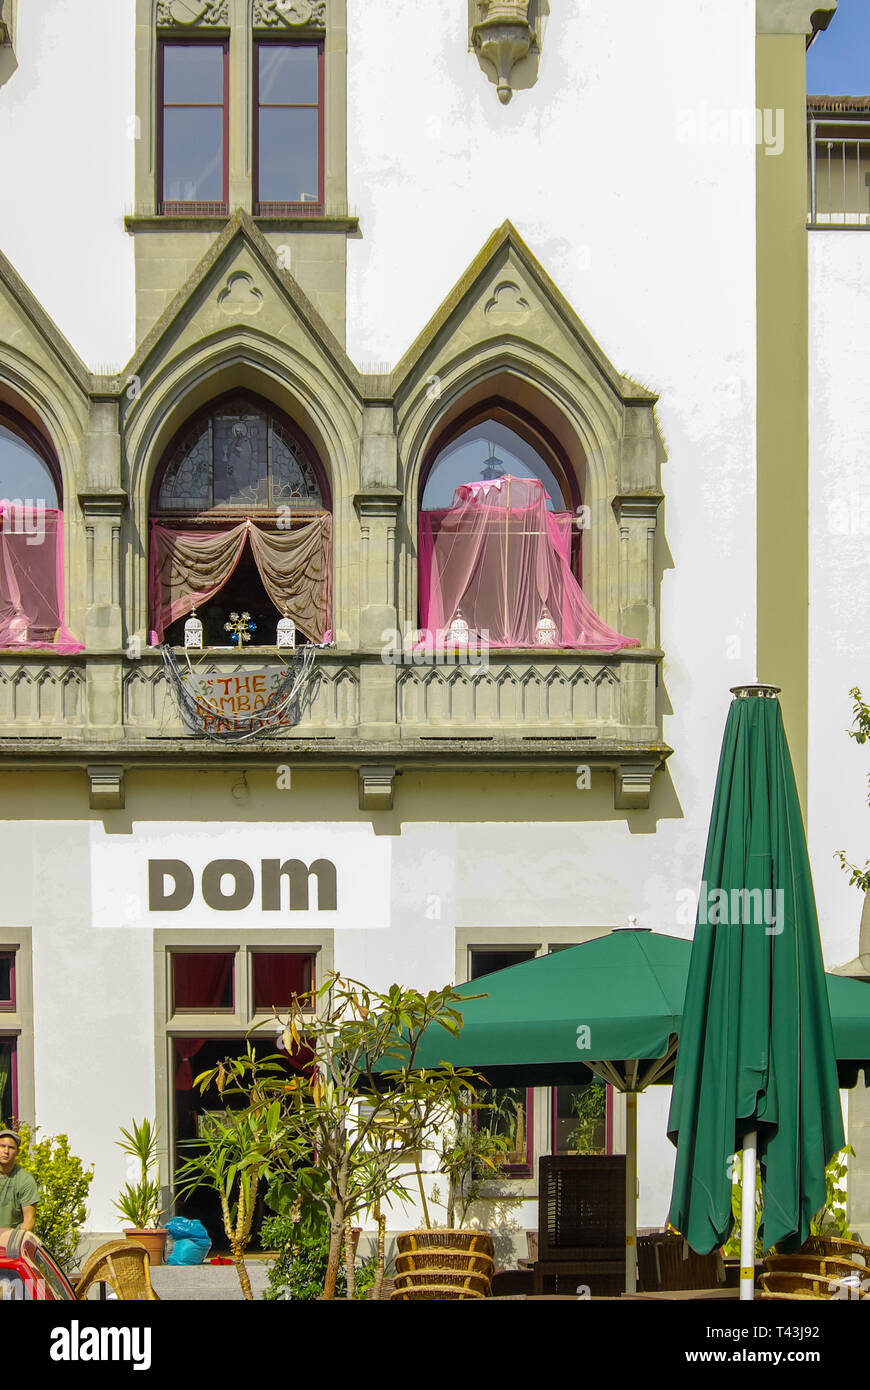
<box><xmin>551</xmin><ymin>1082</ymin><xmax>614</xmax><ymax>1155</ymax></box>
<box><xmin>0</xmin><ymin>1037</ymin><xmax>18</xmax><ymax>1123</ymax></box>
<box><xmin>0</xmin><ymin>951</ymin><xmax>15</xmax><ymax>1011</ymax></box>
<box><xmin>250</xmin><ymin>949</ymin><xmax>316</xmax><ymax>1013</ymax></box>
<box><xmin>158</xmin><ymin>38</ymin><xmax>230</xmax><ymax>216</ymax></box>
<box><xmin>254</xmin><ymin>39</ymin><xmax>325</xmax><ymax>216</ymax></box>
<box><xmin>170</xmin><ymin>951</ymin><xmax>235</xmax><ymax>1014</ymax></box>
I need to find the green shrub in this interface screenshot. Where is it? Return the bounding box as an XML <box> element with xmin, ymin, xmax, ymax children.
<box><xmin>261</xmin><ymin>1217</ymin><xmax>377</xmax><ymax>1301</ymax></box>
<box><xmin>13</xmin><ymin>1124</ymin><xmax>94</xmax><ymax>1275</ymax></box>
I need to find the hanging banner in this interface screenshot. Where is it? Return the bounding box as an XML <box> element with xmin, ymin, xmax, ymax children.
<box><xmin>183</xmin><ymin>668</ymin><xmax>292</xmax><ymax>734</ymax></box>
<box><xmin>161</xmin><ymin>646</ymin><xmax>316</xmax><ymax>740</ymax></box>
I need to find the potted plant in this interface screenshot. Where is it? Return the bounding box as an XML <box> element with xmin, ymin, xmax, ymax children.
<box><xmin>113</xmin><ymin>1117</ymin><xmax>167</xmax><ymax>1265</ymax></box>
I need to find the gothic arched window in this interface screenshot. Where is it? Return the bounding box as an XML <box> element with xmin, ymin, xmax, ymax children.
<box><xmin>149</xmin><ymin>393</ymin><xmax>332</xmax><ymax>648</ymax></box>
<box><xmin>0</xmin><ymin>406</ymin><xmax>80</xmax><ymax>652</ymax></box>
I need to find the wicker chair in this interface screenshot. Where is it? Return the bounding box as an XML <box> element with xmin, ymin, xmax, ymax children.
<box><xmin>391</xmin><ymin>1283</ymin><xmax>485</xmax><ymax>1301</ymax></box>
<box><xmin>76</xmin><ymin>1240</ymin><xmax>160</xmax><ymax>1302</ymax></box>
<box><xmin>393</xmin><ymin>1269</ymin><xmax>491</xmax><ymax>1298</ymax></box>
<box><xmin>760</xmin><ymin>1268</ymin><xmax>868</xmax><ymax>1300</ymax></box>
<box><xmin>394</xmin><ymin>1249</ymin><xmax>494</xmax><ymax>1278</ymax></box>
<box><xmin>765</xmin><ymin>1253</ymin><xmax>867</xmax><ymax>1281</ymax></box>
<box><xmin>392</xmin><ymin>1231</ymin><xmax>494</xmax><ymax>1300</ymax></box>
<box><xmin>532</xmin><ymin>1155</ymin><xmax>626</xmax><ymax>1295</ymax></box>
<box><xmin>798</xmin><ymin>1234</ymin><xmax>870</xmax><ymax>1266</ymax></box>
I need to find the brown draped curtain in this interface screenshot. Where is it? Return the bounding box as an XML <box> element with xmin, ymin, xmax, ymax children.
<box><xmin>149</xmin><ymin>515</ymin><xmax>332</xmax><ymax>643</ymax></box>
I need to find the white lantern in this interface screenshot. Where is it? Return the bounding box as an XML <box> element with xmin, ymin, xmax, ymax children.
<box><xmin>184</xmin><ymin>610</ymin><xmax>203</xmax><ymax>649</ymax></box>
<box><xmin>277</xmin><ymin>614</ymin><xmax>297</xmax><ymax>650</ymax></box>
<box><xmin>449</xmin><ymin>609</ymin><xmax>469</xmax><ymax>645</ymax></box>
<box><xmin>535</xmin><ymin>606</ymin><xmax>557</xmax><ymax>647</ymax></box>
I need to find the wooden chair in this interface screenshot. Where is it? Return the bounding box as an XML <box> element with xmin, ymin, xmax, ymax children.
<box><xmin>76</xmin><ymin>1240</ymin><xmax>160</xmax><ymax>1302</ymax></box>
<box><xmin>637</xmin><ymin>1232</ymin><xmax>725</xmax><ymax>1292</ymax></box>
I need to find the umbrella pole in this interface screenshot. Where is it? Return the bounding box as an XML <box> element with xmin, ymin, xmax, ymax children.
<box><xmin>625</xmin><ymin>1092</ymin><xmax>638</xmax><ymax>1293</ymax></box>
<box><xmin>740</xmin><ymin>1132</ymin><xmax>757</xmax><ymax>1301</ymax></box>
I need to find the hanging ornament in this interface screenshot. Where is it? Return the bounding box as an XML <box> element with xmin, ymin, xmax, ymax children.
<box><xmin>224</xmin><ymin>611</ymin><xmax>256</xmax><ymax>648</ymax></box>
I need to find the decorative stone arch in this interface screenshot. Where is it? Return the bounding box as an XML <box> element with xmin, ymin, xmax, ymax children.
<box><xmin>395</xmin><ymin>346</ymin><xmax>638</xmax><ymax>640</ymax></box>
<box><xmin>123</xmin><ymin>333</ymin><xmax>361</xmax><ymax>644</ymax></box>
<box><xmin>0</xmin><ymin>343</ymin><xmax>90</xmax><ymax>498</ymax></box>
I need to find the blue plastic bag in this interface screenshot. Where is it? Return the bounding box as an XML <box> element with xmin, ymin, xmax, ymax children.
<box><xmin>165</xmin><ymin>1217</ymin><xmax>211</xmax><ymax>1266</ymax></box>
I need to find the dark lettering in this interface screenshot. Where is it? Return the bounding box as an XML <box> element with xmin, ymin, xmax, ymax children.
<box><xmin>261</xmin><ymin>858</ymin><xmax>337</xmax><ymax>912</ymax></box>
<box><xmin>202</xmin><ymin>859</ymin><xmax>256</xmax><ymax>911</ymax></box>
<box><xmin>148</xmin><ymin>859</ymin><xmax>194</xmax><ymax>911</ymax></box>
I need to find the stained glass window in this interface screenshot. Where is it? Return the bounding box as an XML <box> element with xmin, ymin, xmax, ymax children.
<box><xmin>155</xmin><ymin>397</ymin><xmax>324</xmax><ymax>513</ymax></box>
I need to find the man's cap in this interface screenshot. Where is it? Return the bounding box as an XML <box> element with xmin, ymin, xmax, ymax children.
<box><xmin>0</xmin><ymin>1130</ymin><xmax>20</xmax><ymax>1146</ymax></box>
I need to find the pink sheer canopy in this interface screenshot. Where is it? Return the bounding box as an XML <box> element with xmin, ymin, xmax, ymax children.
<box><xmin>418</xmin><ymin>476</ymin><xmax>637</xmax><ymax>651</ymax></box>
<box><xmin>0</xmin><ymin>504</ymin><xmax>83</xmax><ymax>653</ymax></box>
<box><xmin>149</xmin><ymin>515</ymin><xmax>332</xmax><ymax>644</ymax></box>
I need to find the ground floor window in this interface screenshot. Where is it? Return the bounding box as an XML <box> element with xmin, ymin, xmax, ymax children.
<box><xmin>0</xmin><ymin>1038</ymin><xmax>17</xmax><ymax>1125</ymax></box>
<box><xmin>156</xmin><ymin>933</ymin><xmax>331</xmax><ymax>1250</ymax></box>
<box><xmin>552</xmin><ymin>1081</ymin><xmax>611</xmax><ymax>1154</ymax></box>
<box><xmin>469</xmin><ymin>947</ymin><xmax>536</xmax><ymax>1177</ymax></box>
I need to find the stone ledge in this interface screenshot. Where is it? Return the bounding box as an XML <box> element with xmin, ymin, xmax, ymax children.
<box><xmin>124</xmin><ymin>214</ymin><xmax>360</xmax><ymax>235</ymax></box>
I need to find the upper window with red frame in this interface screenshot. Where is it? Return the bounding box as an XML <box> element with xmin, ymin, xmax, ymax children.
<box><xmin>160</xmin><ymin>41</ymin><xmax>229</xmax><ymax>215</ymax></box>
<box><xmin>0</xmin><ymin>952</ymin><xmax>14</xmax><ymax>1009</ymax></box>
<box><xmin>255</xmin><ymin>41</ymin><xmax>323</xmax><ymax>214</ymax></box>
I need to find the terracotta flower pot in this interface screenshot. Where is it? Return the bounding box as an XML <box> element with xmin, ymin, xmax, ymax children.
<box><xmin>123</xmin><ymin>1228</ymin><xmax>168</xmax><ymax>1266</ymax></box>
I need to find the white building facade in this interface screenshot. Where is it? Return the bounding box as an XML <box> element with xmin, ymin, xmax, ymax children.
<box><xmin>0</xmin><ymin>0</ymin><xmax>865</xmax><ymax>1254</ymax></box>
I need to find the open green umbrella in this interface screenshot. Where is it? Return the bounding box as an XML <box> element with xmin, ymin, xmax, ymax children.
<box><xmin>401</xmin><ymin>921</ymin><xmax>870</xmax><ymax>1291</ymax></box>
<box><xmin>403</xmin><ymin>926</ymin><xmax>686</xmax><ymax>1291</ymax></box>
<box><xmin>667</xmin><ymin>686</ymin><xmax>845</xmax><ymax>1298</ymax></box>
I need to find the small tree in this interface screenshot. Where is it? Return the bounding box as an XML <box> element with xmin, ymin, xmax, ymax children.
<box><xmin>193</xmin><ymin>974</ymin><xmax>480</xmax><ymax>1300</ymax></box>
<box><xmin>175</xmin><ymin>1048</ymin><xmax>287</xmax><ymax>1300</ymax></box>
<box><xmin>13</xmin><ymin>1124</ymin><xmax>93</xmax><ymax>1275</ymax></box>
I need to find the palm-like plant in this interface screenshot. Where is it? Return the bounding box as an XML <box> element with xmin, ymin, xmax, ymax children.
<box><xmin>114</xmin><ymin>1117</ymin><xmax>162</xmax><ymax>1229</ymax></box>
<box><xmin>174</xmin><ymin>1063</ymin><xmax>288</xmax><ymax>1301</ymax></box>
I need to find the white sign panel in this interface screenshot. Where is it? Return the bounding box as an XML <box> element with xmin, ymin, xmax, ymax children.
<box><xmin>90</xmin><ymin>822</ymin><xmax>391</xmax><ymax>930</ymax></box>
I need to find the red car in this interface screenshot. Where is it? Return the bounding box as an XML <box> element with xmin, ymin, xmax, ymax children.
<box><xmin>0</xmin><ymin>1227</ymin><xmax>76</xmax><ymax>1300</ymax></box>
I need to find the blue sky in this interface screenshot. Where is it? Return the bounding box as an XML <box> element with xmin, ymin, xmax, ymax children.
<box><xmin>807</xmin><ymin>0</ymin><xmax>870</xmax><ymax>95</ymax></box>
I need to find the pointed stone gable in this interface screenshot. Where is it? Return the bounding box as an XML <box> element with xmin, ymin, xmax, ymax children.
<box><xmin>122</xmin><ymin>212</ymin><xmax>361</xmax><ymax>403</ymax></box>
<box><xmin>390</xmin><ymin>222</ymin><xmax>655</xmax><ymax>411</ymax></box>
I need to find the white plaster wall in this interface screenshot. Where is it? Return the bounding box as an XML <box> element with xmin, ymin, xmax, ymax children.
<box><xmin>0</xmin><ymin>0</ymin><xmax>136</xmax><ymax>368</ymax></box>
<box><xmin>808</xmin><ymin>233</ymin><xmax>870</xmax><ymax>970</ymax></box>
<box><xmin>347</xmin><ymin>0</ymin><xmax>760</xmax><ymax>947</ymax></box>
<box><xmin>0</xmin><ymin>820</ymin><xmax>154</xmax><ymax>1233</ymax></box>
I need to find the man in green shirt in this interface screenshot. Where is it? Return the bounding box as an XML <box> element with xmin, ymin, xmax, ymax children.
<box><xmin>0</xmin><ymin>1130</ymin><xmax>38</xmax><ymax>1231</ymax></box>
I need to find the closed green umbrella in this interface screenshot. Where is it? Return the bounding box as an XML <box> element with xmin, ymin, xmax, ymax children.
<box><xmin>667</xmin><ymin>686</ymin><xmax>845</xmax><ymax>1297</ymax></box>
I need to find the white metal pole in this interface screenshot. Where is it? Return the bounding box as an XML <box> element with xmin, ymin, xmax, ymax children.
<box><xmin>625</xmin><ymin>1092</ymin><xmax>638</xmax><ymax>1293</ymax></box>
<box><xmin>740</xmin><ymin>1132</ymin><xmax>757</xmax><ymax>1301</ymax></box>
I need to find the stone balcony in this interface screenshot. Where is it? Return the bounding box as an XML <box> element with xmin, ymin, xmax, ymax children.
<box><xmin>0</xmin><ymin>645</ymin><xmax>669</xmax><ymax>810</ymax></box>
